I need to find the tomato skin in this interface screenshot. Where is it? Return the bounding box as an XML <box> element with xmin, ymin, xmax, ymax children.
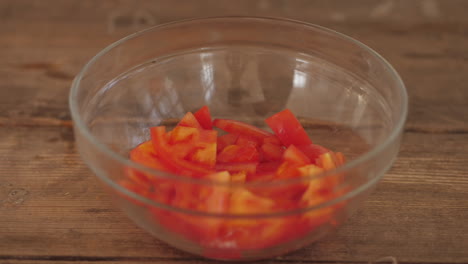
<box><xmin>213</xmin><ymin>119</ymin><xmax>272</xmax><ymax>140</ymax></box>
<box><xmin>123</xmin><ymin>106</ymin><xmax>349</xmax><ymax>256</ymax></box>
<box><xmin>256</xmin><ymin>161</ymin><xmax>282</xmax><ymax>173</ymax></box>
<box><xmin>217</xmin><ymin>144</ymin><xmax>259</xmax><ymax>163</ymax></box>
<box><xmin>194</xmin><ymin>106</ymin><xmax>213</xmax><ymax>130</ymax></box>
<box><xmin>178</xmin><ymin>112</ymin><xmax>202</xmax><ymax>129</ymax></box>
<box><xmin>215</xmin><ymin>162</ymin><xmax>257</xmax><ymax>175</ymax></box>
<box><xmin>263</xmin><ymin>135</ymin><xmax>282</xmax><ymax>145</ymax></box>
<box><xmin>236</xmin><ymin>135</ymin><xmax>261</xmax><ymax>148</ymax></box>
<box><xmin>187</xmin><ymin>129</ymin><xmax>218</xmax><ymax>168</ymax></box>
<box><xmin>217</xmin><ymin>133</ymin><xmax>239</xmax><ymax>153</ymax></box>
<box><xmin>260</xmin><ymin>142</ymin><xmax>284</xmax><ymax>161</ymax></box>
<box><xmin>150</xmin><ymin>126</ymin><xmax>214</xmax><ymax>177</ymax></box>
<box><xmin>129</xmin><ymin>141</ymin><xmax>166</xmax><ymax>170</ymax></box>
<box><xmin>282</xmin><ymin>145</ymin><xmax>311</xmax><ymax>165</ymax></box>
<box><xmin>297</xmin><ymin>144</ymin><xmax>330</xmax><ymax>163</ymax></box>
<box><xmin>169</xmin><ymin>126</ymin><xmax>199</xmax><ymax>144</ymax></box>
<box><xmin>265</xmin><ymin>109</ymin><xmax>312</xmax><ymax>147</ymax></box>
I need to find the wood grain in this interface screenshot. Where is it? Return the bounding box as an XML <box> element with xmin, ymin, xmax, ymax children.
<box><xmin>0</xmin><ymin>126</ymin><xmax>467</xmax><ymax>263</ymax></box>
<box><xmin>0</xmin><ymin>0</ymin><xmax>467</xmax><ymax>132</ymax></box>
<box><xmin>1</xmin><ymin>0</ymin><xmax>467</xmax><ymax>263</ymax></box>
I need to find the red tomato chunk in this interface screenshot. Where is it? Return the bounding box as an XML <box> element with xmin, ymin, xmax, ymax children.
<box><xmin>121</xmin><ymin>106</ymin><xmax>347</xmax><ymax>257</ymax></box>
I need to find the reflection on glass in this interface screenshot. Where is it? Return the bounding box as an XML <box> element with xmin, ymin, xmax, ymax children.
<box><xmin>200</xmin><ymin>53</ymin><xmax>215</xmax><ymax>102</ymax></box>
<box><xmin>293</xmin><ymin>69</ymin><xmax>307</xmax><ymax>89</ymax></box>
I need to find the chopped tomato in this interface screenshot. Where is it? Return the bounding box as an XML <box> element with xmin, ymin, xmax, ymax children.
<box><xmin>231</xmin><ymin>171</ymin><xmax>247</xmax><ymax>183</ymax></box>
<box><xmin>265</xmin><ymin>109</ymin><xmax>312</xmax><ymax>146</ymax></box>
<box><xmin>256</xmin><ymin>161</ymin><xmax>282</xmax><ymax>173</ymax></box>
<box><xmin>335</xmin><ymin>152</ymin><xmax>346</xmax><ymax>166</ymax></box>
<box><xmin>178</xmin><ymin>112</ymin><xmax>202</xmax><ymax>129</ymax></box>
<box><xmin>260</xmin><ymin>142</ymin><xmax>284</xmax><ymax>161</ymax></box>
<box><xmin>129</xmin><ymin>141</ymin><xmax>167</xmax><ymax>171</ymax></box>
<box><xmin>123</xmin><ymin>106</ymin><xmax>348</xmax><ymax>258</ymax></box>
<box><xmin>297</xmin><ymin>144</ymin><xmax>330</xmax><ymax>163</ymax></box>
<box><xmin>150</xmin><ymin>126</ymin><xmax>214</xmax><ymax>177</ymax></box>
<box><xmin>217</xmin><ymin>145</ymin><xmax>259</xmax><ymax>163</ymax></box>
<box><xmin>275</xmin><ymin>161</ymin><xmax>301</xmax><ymax>179</ymax></box>
<box><xmin>169</xmin><ymin>126</ymin><xmax>199</xmax><ymax>144</ymax></box>
<box><xmin>282</xmin><ymin>145</ymin><xmax>311</xmax><ymax>165</ymax></box>
<box><xmin>317</xmin><ymin>152</ymin><xmax>339</xmax><ymax>170</ymax></box>
<box><xmin>199</xmin><ymin>171</ymin><xmax>231</xmax><ymax>213</ymax></box>
<box><xmin>236</xmin><ymin>135</ymin><xmax>261</xmax><ymax>148</ymax></box>
<box><xmin>187</xmin><ymin>130</ymin><xmax>218</xmax><ymax>167</ymax></box>
<box><xmin>217</xmin><ymin>133</ymin><xmax>239</xmax><ymax>153</ymax></box>
<box><xmin>213</xmin><ymin>119</ymin><xmax>272</xmax><ymax>140</ymax></box>
<box><xmin>215</xmin><ymin>162</ymin><xmax>257</xmax><ymax>175</ymax></box>
<box><xmin>263</xmin><ymin>135</ymin><xmax>282</xmax><ymax>145</ymax></box>
<box><xmin>193</xmin><ymin>105</ymin><xmax>213</xmax><ymax>130</ymax></box>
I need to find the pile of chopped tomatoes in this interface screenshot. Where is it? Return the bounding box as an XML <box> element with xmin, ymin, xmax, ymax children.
<box><xmin>122</xmin><ymin>106</ymin><xmax>346</xmax><ymax>257</ymax></box>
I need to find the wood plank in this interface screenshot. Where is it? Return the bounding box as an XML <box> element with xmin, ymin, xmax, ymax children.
<box><xmin>0</xmin><ymin>0</ymin><xmax>467</xmax><ymax>131</ymax></box>
<box><xmin>0</xmin><ymin>260</ymin><xmax>394</xmax><ymax>264</ymax></box>
<box><xmin>0</xmin><ymin>260</ymin><xmax>402</xmax><ymax>264</ymax></box>
<box><xmin>0</xmin><ymin>126</ymin><xmax>467</xmax><ymax>263</ymax></box>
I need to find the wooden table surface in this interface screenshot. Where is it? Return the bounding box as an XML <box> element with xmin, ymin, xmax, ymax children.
<box><xmin>1</xmin><ymin>1</ymin><xmax>467</xmax><ymax>263</ymax></box>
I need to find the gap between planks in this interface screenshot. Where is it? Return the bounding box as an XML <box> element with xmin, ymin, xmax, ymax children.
<box><xmin>0</xmin><ymin>254</ymin><xmax>444</xmax><ymax>264</ymax></box>
<box><xmin>0</xmin><ymin>117</ymin><xmax>466</xmax><ymax>135</ymax></box>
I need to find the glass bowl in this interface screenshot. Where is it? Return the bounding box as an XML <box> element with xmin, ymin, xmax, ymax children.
<box><xmin>69</xmin><ymin>17</ymin><xmax>407</xmax><ymax>260</ymax></box>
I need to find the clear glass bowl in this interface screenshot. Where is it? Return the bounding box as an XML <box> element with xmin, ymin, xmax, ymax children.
<box><xmin>69</xmin><ymin>17</ymin><xmax>407</xmax><ymax>260</ymax></box>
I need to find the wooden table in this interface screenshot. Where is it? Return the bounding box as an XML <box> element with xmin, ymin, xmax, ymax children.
<box><xmin>1</xmin><ymin>1</ymin><xmax>467</xmax><ymax>263</ymax></box>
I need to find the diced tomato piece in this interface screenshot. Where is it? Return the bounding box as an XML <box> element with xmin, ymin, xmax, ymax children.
<box><xmin>169</xmin><ymin>126</ymin><xmax>199</xmax><ymax>144</ymax></box>
<box><xmin>166</xmin><ymin>126</ymin><xmax>217</xmax><ymax>167</ymax></box>
<box><xmin>198</xmin><ymin>129</ymin><xmax>218</xmax><ymax>144</ymax></box>
<box><xmin>300</xmin><ymin>194</ymin><xmax>335</xmax><ymax>229</ymax></box>
<box><xmin>297</xmin><ymin>164</ymin><xmax>324</xmax><ymax>178</ymax></box>
<box><xmin>265</xmin><ymin>109</ymin><xmax>312</xmax><ymax>146</ymax></box>
<box><xmin>150</xmin><ymin>126</ymin><xmax>214</xmax><ymax>177</ymax></box>
<box><xmin>230</xmin><ymin>188</ymin><xmax>275</xmax><ymax>215</ymax></box>
<box><xmin>250</xmin><ymin>161</ymin><xmax>281</xmax><ymax>181</ymax></box>
<box><xmin>231</xmin><ymin>171</ymin><xmax>247</xmax><ymax>183</ymax></box>
<box><xmin>213</xmin><ymin>119</ymin><xmax>272</xmax><ymax>140</ymax></box>
<box><xmin>188</xmin><ymin>144</ymin><xmax>216</xmax><ymax>167</ymax></box>
<box><xmin>199</xmin><ymin>171</ymin><xmax>231</xmax><ymax>213</ymax></box>
<box><xmin>260</xmin><ymin>142</ymin><xmax>284</xmax><ymax>161</ymax></box>
<box><xmin>128</xmin><ymin>141</ymin><xmax>168</xmax><ymax>189</ymax></box>
<box><xmin>125</xmin><ymin>108</ymin><xmax>348</xmax><ymax>255</ymax></box>
<box><xmin>283</xmin><ymin>145</ymin><xmax>311</xmax><ymax>165</ymax></box>
<box><xmin>297</xmin><ymin>144</ymin><xmax>330</xmax><ymax>163</ymax></box>
<box><xmin>215</xmin><ymin>162</ymin><xmax>257</xmax><ymax>175</ymax></box>
<box><xmin>216</xmin><ymin>133</ymin><xmax>239</xmax><ymax>153</ymax></box>
<box><xmin>253</xmin><ymin>161</ymin><xmax>307</xmax><ymax>199</ymax></box>
<box><xmin>263</xmin><ymin>135</ymin><xmax>282</xmax><ymax>145</ymax></box>
<box><xmin>247</xmin><ymin>171</ymin><xmax>276</xmax><ymax>182</ymax></box>
<box><xmin>275</xmin><ymin>161</ymin><xmax>301</xmax><ymax>179</ymax></box>
<box><xmin>257</xmin><ymin>161</ymin><xmax>282</xmax><ymax>172</ymax></box>
<box><xmin>216</xmin><ymin>189</ymin><xmax>290</xmax><ymax>250</ymax></box>
<box><xmin>317</xmin><ymin>152</ymin><xmax>338</xmax><ymax>170</ymax></box>
<box><xmin>298</xmin><ymin>164</ymin><xmax>335</xmax><ymax>197</ymax></box>
<box><xmin>193</xmin><ymin>106</ymin><xmax>213</xmax><ymax>130</ymax></box>
<box><xmin>129</xmin><ymin>141</ymin><xmax>165</xmax><ymax>170</ymax></box>
<box><xmin>178</xmin><ymin>112</ymin><xmax>202</xmax><ymax>129</ymax></box>
<box><xmin>127</xmin><ymin>141</ymin><xmax>177</xmax><ymax>204</ymax></box>
<box><xmin>236</xmin><ymin>135</ymin><xmax>261</xmax><ymax>148</ymax></box>
<box><xmin>186</xmin><ymin>129</ymin><xmax>217</xmax><ymax>167</ymax></box>
<box><xmin>335</xmin><ymin>152</ymin><xmax>346</xmax><ymax>166</ymax></box>
<box><xmin>158</xmin><ymin>171</ymin><xmax>230</xmax><ymax>247</ymax></box>
<box><xmin>217</xmin><ymin>145</ymin><xmax>259</xmax><ymax>163</ymax></box>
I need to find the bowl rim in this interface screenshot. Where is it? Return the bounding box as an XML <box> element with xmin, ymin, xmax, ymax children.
<box><xmin>69</xmin><ymin>16</ymin><xmax>408</xmax><ymax>216</ymax></box>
